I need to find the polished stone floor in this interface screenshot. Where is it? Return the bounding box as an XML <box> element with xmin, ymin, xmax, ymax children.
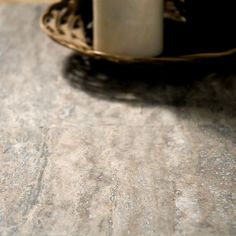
<box><xmin>0</xmin><ymin>4</ymin><xmax>235</xmax><ymax>236</ymax></box>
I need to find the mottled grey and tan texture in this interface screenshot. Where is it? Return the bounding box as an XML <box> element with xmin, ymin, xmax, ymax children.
<box><xmin>0</xmin><ymin>4</ymin><xmax>236</xmax><ymax>236</ymax></box>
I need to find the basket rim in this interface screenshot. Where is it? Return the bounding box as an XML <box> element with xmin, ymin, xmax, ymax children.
<box><xmin>40</xmin><ymin>1</ymin><xmax>236</xmax><ymax>64</ymax></box>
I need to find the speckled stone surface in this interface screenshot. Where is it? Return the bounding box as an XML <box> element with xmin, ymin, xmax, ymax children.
<box><xmin>0</xmin><ymin>4</ymin><xmax>236</xmax><ymax>236</ymax></box>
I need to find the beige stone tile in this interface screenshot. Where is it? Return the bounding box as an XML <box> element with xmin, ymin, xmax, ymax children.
<box><xmin>0</xmin><ymin>0</ymin><xmax>56</xmax><ymax>3</ymax></box>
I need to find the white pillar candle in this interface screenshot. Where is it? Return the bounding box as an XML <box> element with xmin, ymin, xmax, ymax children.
<box><xmin>93</xmin><ymin>0</ymin><xmax>164</xmax><ymax>57</ymax></box>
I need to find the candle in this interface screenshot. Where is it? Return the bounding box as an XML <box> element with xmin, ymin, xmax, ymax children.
<box><xmin>93</xmin><ymin>0</ymin><xmax>164</xmax><ymax>57</ymax></box>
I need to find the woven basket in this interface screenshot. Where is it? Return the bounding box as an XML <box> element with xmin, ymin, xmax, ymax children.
<box><xmin>40</xmin><ymin>0</ymin><xmax>236</xmax><ymax>64</ymax></box>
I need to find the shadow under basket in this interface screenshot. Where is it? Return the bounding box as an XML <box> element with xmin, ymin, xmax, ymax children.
<box><xmin>40</xmin><ymin>0</ymin><xmax>236</xmax><ymax>64</ymax></box>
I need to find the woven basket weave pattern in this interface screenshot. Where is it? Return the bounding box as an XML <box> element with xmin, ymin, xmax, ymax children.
<box><xmin>40</xmin><ymin>0</ymin><xmax>236</xmax><ymax>63</ymax></box>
